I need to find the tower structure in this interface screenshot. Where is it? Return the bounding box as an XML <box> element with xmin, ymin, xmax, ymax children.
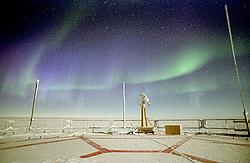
<box><xmin>138</xmin><ymin>92</ymin><xmax>154</xmax><ymax>134</ymax></box>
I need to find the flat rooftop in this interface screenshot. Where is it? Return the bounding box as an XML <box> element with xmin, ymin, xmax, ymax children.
<box><xmin>0</xmin><ymin>134</ymin><xmax>250</xmax><ymax>163</ymax></box>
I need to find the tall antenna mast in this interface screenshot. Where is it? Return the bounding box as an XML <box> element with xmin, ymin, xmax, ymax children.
<box><xmin>29</xmin><ymin>80</ymin><xmax>40</xmax><ymax>131</ymax></box>
<box><xmin>122</xmin><ymin>81</ymin><xmax>126</xmax><ymax>128</ymax></box>
<box><xmin>224</xmin><ymin>4</ymin><xmax>250</xmax><ymax>136</ymax></box>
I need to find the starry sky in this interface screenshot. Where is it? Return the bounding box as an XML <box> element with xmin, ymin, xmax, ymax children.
<box><xmin>0</xmin><ymin>0</ymin><xmax>249</xmax><ymax>119</ymax></box>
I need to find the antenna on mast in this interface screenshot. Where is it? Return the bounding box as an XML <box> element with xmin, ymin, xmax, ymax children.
<box><xmin>122</xmin><ymin>81</ymin><xmax>126</xmax><ymax>128</ymax></box>
<box><xmin>224</xmin><ymin>4</ymin><xmax>250</xmax><ymax>136</ymax></box>
<box><xmin>29</xmin><ymin>80</ymin><xmax>40</xmax><ymax>131</ymax></box>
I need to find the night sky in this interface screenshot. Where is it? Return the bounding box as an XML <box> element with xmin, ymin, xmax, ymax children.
<box><xmin>0</xmin><ymin>0</ymin><xmax>249</xmax><ymax>119</ymax></box>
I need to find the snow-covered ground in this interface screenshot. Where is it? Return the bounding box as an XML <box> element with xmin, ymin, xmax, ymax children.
<box><xmin>0</xmin><ymin>134</ymin><xmax>250</xmax><ymax>163</ymax></box>
<box><xmin>0</xmin><ymin>117</ymin><xmax>249</xmax><ymax>162</ymax></box>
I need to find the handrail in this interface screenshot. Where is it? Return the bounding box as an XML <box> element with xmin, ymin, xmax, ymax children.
<box><xmin>0</xmin><ymin>118</ymin><xmax>249</xmax><ymax>136</ymax></box>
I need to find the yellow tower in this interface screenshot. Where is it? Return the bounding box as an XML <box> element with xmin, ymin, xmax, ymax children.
<box><xmin>140</xmin><ymin>99</ymin><xmax>149</xmax><ymax>127</ymax></box>
<box><xmin>138</xmin><ymin>92</ymin><xmax>154</xmax><ymax>134</ymax></box>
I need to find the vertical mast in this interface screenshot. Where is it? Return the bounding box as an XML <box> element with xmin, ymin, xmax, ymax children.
<box><xmin>29</xmin><ymin>80</ymin><xmax>40</xmax><ymax>130</ymax></box>
<box><xmin>122</xmin><ymin>81</ymin><xmax>126</xmax><ymax>128</ymax></box>
<box><xmin>224</xmin><ymin>4</ymin><xmax>250</xmax><ymax>136</ymax></box>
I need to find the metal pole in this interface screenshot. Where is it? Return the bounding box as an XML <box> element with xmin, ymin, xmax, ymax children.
<box><xmin>122</xmin><ymin>81</ymin><xmax>126</xmax><ymax>128</ymax></box>
<box><xmin>29</xmin><ymin>80</ymin><xmax>40</xmax><ymax>130</ymax></box>
<box><xmin>224</xmin><ymin>4</ymin><xmax>250</xmax><ymax>136</ymax></box>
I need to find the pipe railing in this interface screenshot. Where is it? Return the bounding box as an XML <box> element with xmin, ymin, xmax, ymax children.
<box><xmin>0</xmin><ymin>118</ymin><xmax>249</xmax><ymax>136</ymax></box>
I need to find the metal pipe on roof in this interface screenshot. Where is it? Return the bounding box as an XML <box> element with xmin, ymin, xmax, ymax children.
<box><xmin>29</xmin><ymin>80</ymin><xmax>39</xmax><ymax>131</ymax></box>
<box><xmin>224</xmin><ymin>4</ymin><xmax>250</xmax><ymax>136</ymax></box>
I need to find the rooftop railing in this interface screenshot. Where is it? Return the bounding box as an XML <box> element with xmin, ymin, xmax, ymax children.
<box><xmin>0</xmin><ymin>118</ymin><xmax>249</xmax><ymax>136</ymax></box>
